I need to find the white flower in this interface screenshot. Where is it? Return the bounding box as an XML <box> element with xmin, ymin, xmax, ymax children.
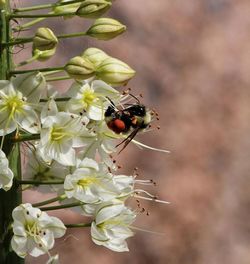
<box><xmin>0</xmin><ymin>149</ymin><xmax>13</xmax><ymax>191</ymax></box>
<box><xmin>0</xmin><ymin>81</ymin><xmax>40</xmax><ymax>136</ymax></box>
<box><xmin>12</xmin><ymin>72</ymin><xmax>46</xmax><ymax>104</ymax></box>
<box><xmin>38</xmin><ymin>112</ymin><xmax>94</xmax><ymax>166</ymax></box>
<box><xmin>113</xmin><ymin>175</ymin><xmax>135</xmax><ymax>198</ymax></box>
<box><xmin>91</xmin><ymin>201</ymin><xmax>136</xmax><ymax>252</ymax></box>
<box><xmin>65</xmin><ymin>80</ymin><xmax>120</xmax><ymax>121</ymax></box>
<box><xmin>79</xmin><ymin>121</ymin><xmax>120</xmax><ymax>169</ymax></box>
<box><xmin>25</xmin><ymin>148</ymin><xmax>70</xmax><ymax>192</ymax></box>
<box><xmin>11</xmin><ymin>203</ymin><xmax>66</xmax><ymax>258</ymax></box>
<box><xmin>64</xmin><ymin>158</ymin><xmax>119</xmax><ymax>203</ymax></box>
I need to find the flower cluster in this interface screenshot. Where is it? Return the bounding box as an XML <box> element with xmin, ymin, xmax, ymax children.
<box><xmin>0</xmin><ymin>0</ymin><xmax>169</xmax><ymax>263</ymax></box>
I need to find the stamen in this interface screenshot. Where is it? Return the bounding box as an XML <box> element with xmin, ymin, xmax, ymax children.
<box><xmin>134</xmin><ymin>194</ymin><xmax>170</xmax><ymax>205</ymax></box>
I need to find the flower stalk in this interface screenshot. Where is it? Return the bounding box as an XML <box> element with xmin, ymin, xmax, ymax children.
<box><xmin>13</xmin><ymin>0</ymin><xmax>85</xmax><ymax>13</ymax></box>
<box><xmin>32</xmin><ymin>194</ymin><xmax>67</xmax><ymax>207</ymax></box>
<box><xmin>0</xmin><ymin>1</ymin><xmax>23</xmax><ymax>262</ymax></box>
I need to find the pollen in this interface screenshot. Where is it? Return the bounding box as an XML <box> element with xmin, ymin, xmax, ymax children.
<box><xmin>82</xmin><ymin>89</ymin><xmax>97</xmax><ymax>106</ymax></box>
<box><xmin>5</xmin><ymin>96</ymin><xmax>25</xmax><ymax>113</ymax></box>
<box><xmin>78</xmin><ymin>176</ymin><xmax>99</xmax><ymax>187</ymax></box>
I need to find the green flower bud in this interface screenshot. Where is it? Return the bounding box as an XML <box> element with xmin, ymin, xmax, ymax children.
<box><xmin>33</xmin><ymin>48</ymin><xmax>57</xmax><ymax>62</ymax></box>
<box><xmin>12</xmin><ymin>72</ymin><xmax>46</xmax><ymax>103</ymax></box>
<box><xmin>81</xmin><ymin>47</ymin><xmax>110</xmax><ymax>67</ymax></box>
<box><xmin>33</xmin><ymin>27</ymin><xmax>58</xmax><ymax>51</ymax></box>
<box><xmin>96</xmin><ymin>57</ymin><xmax>136</xmax><ymax>86</ymax></box>
<box><xmin>53</xmin><ymin>0</ymin><xmax>81</xmax><ymax>18</ymax></box>
<box><xmin>65</xmin><ymin>56</ymin><xmax>95</xmax><ymax>80</ymax></box>
<box><xmin>0</xmin><ymin>0</ymin><xmax>5</xmax><ymax>8</ymax></box>
<box><xmin>86</xmin><ymin>18</ymin><xmax>126</xmax><ymax>40</ymax></box>
<box><xmin>76</xmin><ymin>0</ymin><xmax>112</xmax><ymax>19</ymax></box>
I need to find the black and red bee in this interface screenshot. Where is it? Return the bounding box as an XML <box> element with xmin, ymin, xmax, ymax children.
<box><xmin>105</xmin><ymin>101</ymin><xmax>152</xmax><ymax>152</ymax></box>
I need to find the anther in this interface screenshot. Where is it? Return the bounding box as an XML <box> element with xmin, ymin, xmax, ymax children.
<box><xmin>140</xmin><ymin>208</ymin><xmax>145</xmax><ymax>213</ymax></box>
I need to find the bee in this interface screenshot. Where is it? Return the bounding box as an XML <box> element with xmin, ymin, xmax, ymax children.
<box><xmin>105</xmin><ymin>101</ymin><xmax>152</xmax><ymax>152</ymax></box>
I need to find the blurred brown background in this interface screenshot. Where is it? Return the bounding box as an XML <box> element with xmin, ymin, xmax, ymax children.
<box><xmin>15</xmin><ymin>0</ymin><xmax>250</xmax><ymax>263</ymax></box>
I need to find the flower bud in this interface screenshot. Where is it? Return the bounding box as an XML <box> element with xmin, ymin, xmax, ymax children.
<box><xmin>81</xmin><ymin>47</ymin><xmax>109</xmax><ymax>67</ymax></box>
<box><xmin>53</xmin><ymin>0</ymin><xmax>81</xmax><ymax>18</ymax></box>
<box><xmin>33</xmin><ymin>27</ymin><xmax>58</xmax><ymax>51</ymax></box>
<box><xmin>96</xmin><ymin>57</ymin><xmax>135</xmax><ymax>86</ymax></box>
<box><xmin>12</xmin><ymin>72</ymin><xmax>46</xmax><ymax>103</ymax></box>
<box><xmin>86</xmin><ymin>18</ymin><xmax>126</xmax><ymax>40</ymax></box>
<box><xmin>0</xmin><ymin>0</ymin><xmax>5</xmax><ymax>8</ymax></box>
<box><xmin>33</xmin><ymin>48</ymin><xmax>57</xmax><ymax>62</ymax></box>
<box><xmin>65</xmin><ymin>56</ymin><xmax>95</xmax><ymax>80</ymax></box>
<box><xmin>76</xmin><ymin>0</ymin><xmax>112</xmax><ymax>19</ymax></box>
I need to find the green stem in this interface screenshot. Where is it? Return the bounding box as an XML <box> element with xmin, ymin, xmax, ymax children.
<box><xmin>14</xmin><ymin>17</ymin><xmax>46</xmax><ymax>30</ymax></box>
<box><xmin>15</xmin><ymin>54</ymin><xmax>39</xmax><ymax>67</ymax></box>
<box><xmin>5</xmin><ymin>31</ymin><xmax>87</xmax><ymax>47</ymax></box>
<box><xmin>65</xmin><ymin>223</ymin><xmax>92</xmax><ymax>228</ymax></box>
<box><xmin>3</xmin><ymin>37</ymin><xmax>33</xmax><ymax>47</ymax></box>
<box><xmin>18</xmin><ymin>180</ymin><xmax>64</xmax><ymax>185</ymax></box>
<box><xmin>46</xmin><ymin>75</ymin><xmax>72</xmax><ymax>82</ymax></box>
<box><xmin>12</xmin><ymin>133</ymin><xmax>40</xmax><ymax>143</ymax></box>
<box><xmin>13</xmin><ymin>0</ymin><xmax>84</xmax><ymax>13</ymax></box>
<box><xmin>40</xmin><ymin>97</ymin><xmax>71</xmax><ymax>102</ymax></box>
<box><xmin>10</xmin><ymin>12</ymin><xmax>75</xmax><ymax>18</ymax></box>
<box><xmin>57</xmin><ymin>31</ymin><xmax>87</xmax><ymax>39</ymax></box>
<box><xmin>42</xmin><ymin>70</ymin><xmax>64</xmax><ymax>76</ymax></box>
<box><xmin>40</xmin><ymin>202</ymin><xmax>85</xmax><ymax>211</ymax></box>
<box><xmin>0</xmin><ymin>1</ymin><xmax>24</xmax><ymax>262</ymax></box>
<box><xmin>32</xmin><ymin>194</ymin><xmax>67</xmax><ymax>207</ymax></box>
<box><xmin>9</xmin><ymin>66</ymin><xmax>65</xmax><ymax>75</ymax></box>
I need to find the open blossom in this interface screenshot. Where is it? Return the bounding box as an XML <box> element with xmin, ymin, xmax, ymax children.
<box><xmin>25</xmin><ymin>148</ymin><xmax>70</xmax><ymax>193</ymax></box>
<box><xmin>79</xmin><ymin>121</ymin><xmax>121</xmax><ymax>169</ymax></box>
<box><xmin>38</xmin><ymin>111</ymin><xmax>94</xmax><ymax>166</ymax></box>
<box><xmin>11</xmin><ymin>203</ymin><xmax>66</xmax><ymax>258</ymax></box>
<box><xmin>0</xmin><ymin>149</ymin><xmax>13</xmax><ymax>191</ymax></box>
<box><xmin>0</xmin><ymin>81</ymin><xmax>40</xmax><ymax>136</ymax></box>
<box><xmin>64</xmin><ymin>157</ymin><xmax>119</xmax><ymax>203</ymax></box>
<box><xmin>91</xmin><ymin>201</ymin><xmax>136</xmax><ymax>252</ymax></box>
<box><xmin>65</xmin><ymin>80</ymin><xmax>120</xmax><ymax>120</ymax></box>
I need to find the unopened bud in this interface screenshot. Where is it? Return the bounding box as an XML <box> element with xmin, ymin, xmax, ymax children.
<box><xmin>65</xmin><ymin>56</ymin><xmax>95</xmax><ymax>80</ymax></box>
<box><xmin>53</xmin><ymin>0</ymin><xmax>81</xmax><ymax>18</ymax></box>
<box><xmin>86</xmin><ymin>18</ymin><xmax>126</xmax><ymax>40</ymax></box>
<box><xmin>0</xmin><ymin>0</ymin><xmax>5</xmax><ymax>8</ymax></box>
<box><xmin>33</xmin><ymin>27</ymin><xmax>58</xmax><ymax>51</ymax></box>
<box><xmin>76</xmin><ymin>0</ymin><xmax>112</xmax><ymax>19</ymax></box>
<box><xmin>33</xmin><ymin>48</ymin><xmax>57</xmax><ymax>61</ymax></box>
<box><xmin>12</xmin><ymin>72</ymin><xmax>46</xmax><ymax>103</ymax></box>
<box><xmin>96</xmin><ymin>57</ymin><xmax>135</xmax><ymax>86</ymax></box>
<box><xmin>81</xmin><ymin>47</ymin><xmax>109</xmax><ymax>67</ymax></box>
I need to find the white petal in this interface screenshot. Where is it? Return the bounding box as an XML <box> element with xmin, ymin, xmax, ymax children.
<box><xmin>95</xmin><ymin>202</ymin><xmax>124</xmax><ymax>225</ymax></box>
